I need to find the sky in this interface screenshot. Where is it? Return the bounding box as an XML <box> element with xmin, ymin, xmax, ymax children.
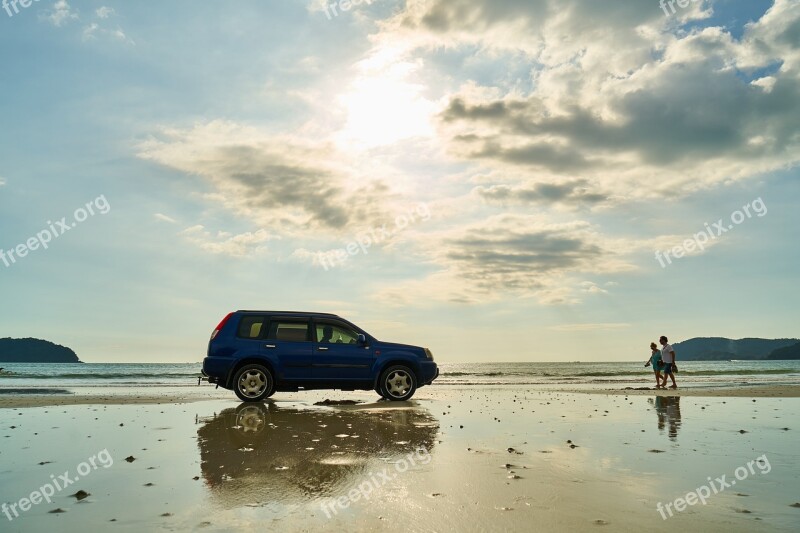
<box><xmin>0</xmin><ymin>0</ymin><xmax>798</xmax><ymax>363</ymax></box>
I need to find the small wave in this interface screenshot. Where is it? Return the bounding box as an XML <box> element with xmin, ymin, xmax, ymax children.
<box><xmin>5</xmin><ymin>372</ymin><xmax>200</xmax><ymax>380</ymax></box>
<box><xmin>575</xmin><ymin>369</ymin><xmax>798</xmax><ymax>377</ymax></box>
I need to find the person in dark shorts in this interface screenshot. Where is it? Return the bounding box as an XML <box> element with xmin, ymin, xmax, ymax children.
<box><xmin>659</xmin><ymin>336</ymin><xmax>677</xmax><ymax>389</ymax></box>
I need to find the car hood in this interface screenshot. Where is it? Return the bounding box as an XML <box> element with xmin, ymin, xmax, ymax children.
<box><xmin>374</xmin><ymin>340</ymin><xmax>424</xmax><ymax>352</ymax></box>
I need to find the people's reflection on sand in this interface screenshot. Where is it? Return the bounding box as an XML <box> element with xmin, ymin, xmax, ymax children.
<box><xmin>196</xmin><ymin>401</ymin><xmax>439</xmax><ymax>507</ymax></box>
<box><xmin>648</xmin><ymin>396</ymin><xmax>682</xmax><ymax>441</ymax></box>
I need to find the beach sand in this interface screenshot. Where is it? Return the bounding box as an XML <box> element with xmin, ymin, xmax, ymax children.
<box><xmin>1</xmin><ymin>385</ymin><xmax>798</xmax><ymax>532</ymax></box>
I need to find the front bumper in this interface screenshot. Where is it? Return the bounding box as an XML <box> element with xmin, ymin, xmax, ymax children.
<box><xmin>420</xmin><ymin>362</ymin><xmax>439</xmax><ymax>385</ymax></box>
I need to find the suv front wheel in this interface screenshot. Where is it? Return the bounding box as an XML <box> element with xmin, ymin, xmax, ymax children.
<box><xmin>379</xmin><ymin>365</ymin><xmax>417</xmax><ymax>401</ymax></box>
<box><xmin>233</xmin><ymin>364</ymin><xmax>275</xmax><ymax>402</ymax></box>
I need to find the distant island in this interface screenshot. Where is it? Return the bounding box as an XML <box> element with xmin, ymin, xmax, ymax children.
<box><xmin>0</xmin><ymin>338</ymin><xmax>81</xmax><ymax>363</ymax></box>
<box><xmin>672</xmin><ymin>337</ymin><xmax>800</xmax><ymax>361</ymax></box>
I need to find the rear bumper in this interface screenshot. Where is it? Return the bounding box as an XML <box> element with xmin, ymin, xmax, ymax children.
<box><xmin>202</xmin><ymin>357</ymin><xmax>234</xmax><ymax>386</ymax></box>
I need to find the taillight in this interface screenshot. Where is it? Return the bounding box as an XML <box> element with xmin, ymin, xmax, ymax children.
<box><xmin>211</xmin><ymin>312</ymin><xmax>234</xmax><ymax>340</ymax></box>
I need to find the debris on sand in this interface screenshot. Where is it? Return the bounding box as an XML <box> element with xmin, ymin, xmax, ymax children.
<box><xmin>49</xmin><ymin>508</ymin><xmax>67</xmax><ymax>514</ymax></box>
<box><xmin>314</xmin><ymin>399</ymin><xmax>360</xmax><ymax>406</ymax></box>
<box><xmin>70</xmin><ymin>490</ymin><xmax>90</xmax><ymax>501</ymax></box>
<box><xmin>125</xmin><ymin>456</ymin><xmax>136</xmax><ymax>463</ymax></box>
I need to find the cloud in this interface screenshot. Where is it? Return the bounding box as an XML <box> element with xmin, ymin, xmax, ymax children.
<box><xmin>378</xmin><ymin>0</ymin><xmax>800</xmax><ymax>204</ymax></box>
<box><xmin>474</xmin><ymin>179</ymin><xmax>609</xmax><ymax>209</ymax></box>
<box><xmin>138</xmin><ymin>120</ymin><xmax>392</xmax><ymax>234</ymax></box>
<box><xmin>579</xmin><ymin>281</ymin><xmax>608</xmax><ymax>294</ymax></box>
<box><xmin>43</xmin><ymin>0</ymin><xmax>78</xmax><ymax>27</ymax></box>
<box><xmin>82</xmin><ymin>5</ymin><xmax>134</xmax><ymax>45</ymax></box>
<box><xmin>549</xmin><ymin>323</ymin><xmax>631</xmax><ymax>332</ymax></box>
<box><xmin>95</xmin><ymin>6</ymin><xmax>115</xmax><ymax>19</ymax></box>
<box><xmin>154</xmin><ymin>213</ymin><xmax>177</xmax><ymax>224</ymax></box>
<box><xmin>179</xmin><ymin>225</ymin><xmax>275</xmax><ymax>257</ymax></box>
<box><xmin>376</xmin><ymin>214</ymin><xmax>640</xmax><ymax>305</ymax></box>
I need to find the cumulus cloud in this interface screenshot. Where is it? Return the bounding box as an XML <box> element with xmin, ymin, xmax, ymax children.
<box><xmin>81</xmin><ymin>6</ymin><xmax>134</xmax><ymax>45</ymax></box>
<box><xmin>179</xmin><ymin>225</ymin><xmax>275</xmax><ymax>257</ymax></box>
<box><xmin>43</xmin><ymin>0</ymin><xmax>79</xmax><ymax>27</ymax></box>
<box><xmin>378</xmin><ymin>0</ymin><xmax>800</xmax><ymax>206</ymax></box>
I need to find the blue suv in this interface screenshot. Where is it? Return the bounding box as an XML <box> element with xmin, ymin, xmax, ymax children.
<box><xmin>201</xmin><ymin>311</ymin><xmax>438</xmax><ymax>402</ymax></box>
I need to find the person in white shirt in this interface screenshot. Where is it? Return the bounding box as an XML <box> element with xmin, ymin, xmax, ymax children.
<box><xmin>659</xmin><ymin>336</ymin><xmax>677</xmax><ymax>389</ymax></box>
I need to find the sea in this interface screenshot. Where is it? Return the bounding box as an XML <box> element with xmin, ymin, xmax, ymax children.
<box><xmin>0</xmin><ymin>360</ymin><xmax>797</xmax><ymax>393</ymax></box>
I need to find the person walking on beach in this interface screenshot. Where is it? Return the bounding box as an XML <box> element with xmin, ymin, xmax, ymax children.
<box><xmin>644</xmin><ymin>342</ymin><xmax>664</xmax><ymax>388</ymax></box>
<box><xmin>659</xmin><ymin>336</ymin><xmax>677</xmax><ymax>389</ymax></box>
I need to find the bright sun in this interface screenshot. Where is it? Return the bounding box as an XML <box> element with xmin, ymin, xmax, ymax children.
<box><xmin>336</xmin><ymin>57</ymin><xmax>436</xmax><ymax>149</ymax></box>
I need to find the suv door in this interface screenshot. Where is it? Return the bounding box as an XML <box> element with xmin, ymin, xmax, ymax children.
<box><xmin>311</xmin><ymin>319</ymin><xmax>373</xmax><ymax>382</ymax></box>
<box><xmin>264</xmin><ymin>318</ymin><xmax>314</xmax><ymax>381</ymax></box>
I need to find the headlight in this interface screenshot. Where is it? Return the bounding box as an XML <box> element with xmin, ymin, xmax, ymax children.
<box><xmin>424</xmin><ymin>348</ymin><xmax>434</xmax><ymax>361</ymax></box>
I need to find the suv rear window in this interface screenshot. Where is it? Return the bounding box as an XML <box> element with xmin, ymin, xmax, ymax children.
<box><xmin>268</xmin><ymin>320</ymin><xmax>310</xmax><ymax>342</ymax></box>
<box><xmin>237</xmin><ymin>316</ymin><xmax>267</xmax><ymax>339</ymax></box>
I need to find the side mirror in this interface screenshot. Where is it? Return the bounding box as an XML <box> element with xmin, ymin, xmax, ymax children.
<box><xmin>357</xmin><ymin>334</ymin><xmax>367</xmax><ymax>345</ymax></box>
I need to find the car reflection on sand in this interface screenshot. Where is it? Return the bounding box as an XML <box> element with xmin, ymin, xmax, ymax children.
<box><xmin>196</xmin><ymin>401</ymin><xmax>439</xmax><ymax>507</ymax></box>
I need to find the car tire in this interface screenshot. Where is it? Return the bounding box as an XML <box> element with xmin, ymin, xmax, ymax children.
<box><xmin>233</xmin><ymin>364</ymin><xmax>274</xmax><ymax>402</ymax></box>
<box><xmin>379</xmin><ymin>365</ymin><xmax>417</xmax><ymax>401</ymax></box>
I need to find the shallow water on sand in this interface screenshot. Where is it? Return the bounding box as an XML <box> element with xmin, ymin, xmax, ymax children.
<box><xmin>0</xmin><ymin>388</ymin><xmax>798</xmax><ymax>532</ymax></box>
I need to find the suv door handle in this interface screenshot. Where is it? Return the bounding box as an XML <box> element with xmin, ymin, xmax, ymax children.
<box><xmin>318</xmin><ymin>346</ymin><xmax>329</xmax><ymax>351</ymax></box>
<box><xmin>265</xmin><ymin>344</ymin><xmax>276</xmax><ymax>349</ymax></box>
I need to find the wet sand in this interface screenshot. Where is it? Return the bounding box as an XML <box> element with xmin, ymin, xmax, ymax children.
<box><xmin>574</xmin><ymin>384</ymin><xmax>800</xmax><ymax>398</ymax></box>
<box><xmin>1</xmin><ymin>386</ymin><xmax>798</xmax><ymax>532</ymax></box>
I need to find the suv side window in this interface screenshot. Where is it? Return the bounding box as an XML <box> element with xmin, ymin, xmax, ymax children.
<box><xmin>268</xmin><ymin>319</ymin><xmax>310</xmax><ymax>342</ymax></box>
<box><xmin>237</xmin><ymin>316</ymin><xmax>267</xmax><ymax>339</ymax></box>
<box><xmin>315</xmin><ymin>320</ymin><xmax>359</xmax><ymax>345</ymax></box>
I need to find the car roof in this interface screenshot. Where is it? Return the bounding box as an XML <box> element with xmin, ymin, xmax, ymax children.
<box><xmin>236</xmin><ymin>310</ymin><xmax>341</xmax><ymax>318</ymax></box>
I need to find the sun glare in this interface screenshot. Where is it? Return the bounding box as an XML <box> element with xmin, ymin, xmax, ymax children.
<box><xmin>336</xmin><ymin>60</ymin><xmax>436</xmax><ymax>149</ymax></box>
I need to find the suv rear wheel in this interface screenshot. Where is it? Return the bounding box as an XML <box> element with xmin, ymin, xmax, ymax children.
<box><xmin>379</xmin><ymin>365</ymin><xmax>417</xmax><ymax>401</ymax></box>
<box><xmin>234</xmin><ymin>364</ymin><xmax>274</xmax><ymax>402</ymax></box>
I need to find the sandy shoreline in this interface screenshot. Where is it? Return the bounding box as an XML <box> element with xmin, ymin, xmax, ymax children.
<box><xmin>2</xmin><ymin>383</ymin><xmax>799</xmax><ymax>408</ymax></box>
<box><xmin>572</xmin><ymin>384</ymin><xmax>800</xmax><ymax>398</ymax></box>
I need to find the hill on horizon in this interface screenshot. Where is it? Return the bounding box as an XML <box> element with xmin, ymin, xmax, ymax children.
<box><xmin>0</xmin><ymin>338</ymin><xmax>81</xmax><ymax>363</ymax></box>
<box><xmin>671</xmin><ymin>337</ymin><xmax>799</xmax><ymax>361</ymax></box>
<box><xmin>766</xmin><ymin>342</ymin><xmax>800</xmax><ymax>360</ymax></box>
